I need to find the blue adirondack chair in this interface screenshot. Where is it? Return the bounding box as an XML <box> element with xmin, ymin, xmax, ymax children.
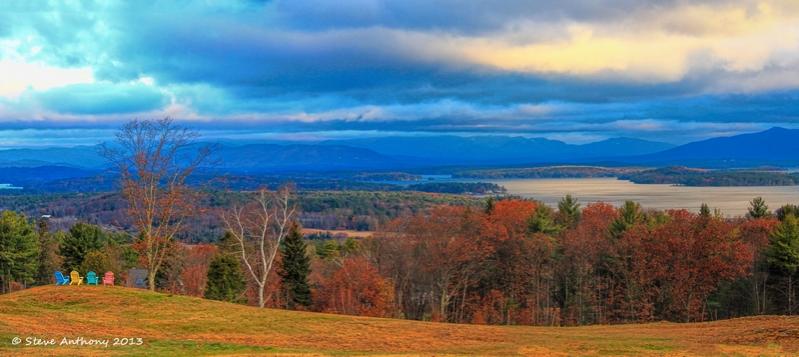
<box><xmin>86</xmin><ymin>271</ymin><xmax>99</xmax><ymax>285</ymax></box>
<box><xmin>54</xmin><ymin>271</ymin><xmax>70</xmax><ymax>285</ymax></box>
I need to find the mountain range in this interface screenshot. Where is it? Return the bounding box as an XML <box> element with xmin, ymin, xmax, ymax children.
<box><xmin>0</xmin><ymin>128</ymin><xmax>797</xmax><ymax>178</ymax></box>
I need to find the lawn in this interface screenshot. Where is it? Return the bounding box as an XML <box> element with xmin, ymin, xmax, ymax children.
<box><xmin>0</xmin><ymin>286</ymin><xmax>796</xmax><ymax>356</ymax></box>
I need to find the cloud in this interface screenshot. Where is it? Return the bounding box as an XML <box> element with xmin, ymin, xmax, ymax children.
<box><xmin>33</xmin><ymin>82</ymin><xmax>168</xmax><ymax>115</ymax></box>
<box><xmin>1</xmin><ymin>0</ymin><xmax>799</xmax><ymax>144</ymax></box>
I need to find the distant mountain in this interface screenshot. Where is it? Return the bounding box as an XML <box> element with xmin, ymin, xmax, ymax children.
<box><xmin>211</xmin><ymin>143</ymin><xmax>403</xmax><ymax>172</ymax></box>
<box><xmin>0</xmin><ymin>136</ymin><xmax>671</xmax><ymax>170</ymax></box>
<box><xmin>323</xmin><ymin>136</ymin><xmax>673</xmax><ymax>164</ymax></box>
<box><xmin>636</xmin><ymin>127</ymin><xmax>799</xmax><ymax>167</ymax></box>
<box><xmin>579</xmin><ymin>137</ymin><xmax>674</xmax><ymax>158</ymax></box>
<box><xmin>0</xmin><ymin>145</ymin><xmax>106</xmax><ymax>168</ymax></box>
<box><xmin>0</xmin><ymin>165</ymin><xmax>100</xmax><ymax>185</ymax></box>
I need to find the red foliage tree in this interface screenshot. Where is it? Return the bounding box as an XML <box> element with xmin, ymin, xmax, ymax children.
<box><xmin>317</xmin><ymin>257</ymin><xmax>395</xmax><ymax>317</ymax></box>
<box><xmin>559</xmin><ymin>202</ymin><xmax>618</xmax><ymax>324</ymax></box>
<box><xmin>181</xmin><ymin>244</ymin><xmax>218</xmax><ymax>297</ymax></box>
<box><xmin>624</xmin><ymin>210</ymin><xmax>754</xmax><ymax>322</ymax></box>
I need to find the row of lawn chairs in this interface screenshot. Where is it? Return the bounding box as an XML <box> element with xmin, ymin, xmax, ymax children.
<box><xmin>55</xmin><ymin>271</ymin><xmax>114</xmax><ymax>286</ymax></box>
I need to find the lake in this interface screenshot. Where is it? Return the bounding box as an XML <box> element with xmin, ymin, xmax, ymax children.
<box><xmin>490</xmin><ymin>178</ymin><xmax>799</xmax><ymax>217</ymax></box>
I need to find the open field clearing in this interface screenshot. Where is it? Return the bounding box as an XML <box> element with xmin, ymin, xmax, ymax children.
<box><xmin>0</xmin><ymin>286</ymin><xmax>797</xmax><ymax>356</ymax></box>
<box><xmin>301</xmin><ymin>228</ymin><xmax>375</xmax><ymax>238</ymax></box>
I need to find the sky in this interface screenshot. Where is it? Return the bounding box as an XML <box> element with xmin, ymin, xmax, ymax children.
<box><xmin>2</xmin><ymin>0</ymin><xmax>799</xmax><ymax>147</ymax></box>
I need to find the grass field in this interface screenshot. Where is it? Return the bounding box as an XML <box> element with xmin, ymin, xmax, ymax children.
<box><xmin>0</xmin><ymin>286</ymin><xmax>797</xmax><ymax>356</ymax></box>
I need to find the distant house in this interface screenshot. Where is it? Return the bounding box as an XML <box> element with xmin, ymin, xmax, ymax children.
<box><xmin>126</xmin><ymin>269</ymin><xmax>148</xmax><ymax>289</ymax></box>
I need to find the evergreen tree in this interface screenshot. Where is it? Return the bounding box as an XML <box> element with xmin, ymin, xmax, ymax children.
<box><xmin>217</xmin><ymin>231</ymin><xmax>240</xmax><ymax>255</ymax></box>
<box><xmin>528</xmin><ymin>204</ymin><xmax>561</xmax><ymax>235</ymax></box>
<box><xmin>777</xmin><ymin>204</ymin><xmax>799</xmax><ymax>221</ymax></box>
<box><xmin>0</xmin><ymin>211</ymin><xmax>39</xmax><ymax>293</ymax></box>
<box><xmin>484</xmin><ymin>197</ymin><xmax>495</xmax><ymax>215</ymax></box>
<box><xmin>35</xmin><ymin>217</ymin><xmax>62</xmax><ymax>285</ymax></box>
<box><xmin>609</xmin><ymin>201</ymin><xmax>644</xmax><ymax>239</ymax></box>
<box><xmin>280</xmin><ymin>223</ymin><xmax>312</xmax><ymax>308</ymax></box>
<box><xmin>557</xmin><ymin>195</ymin><xmax>581</xmax><ymax>228</ymax></box>
<box><xmin>699</xmin><ymin>203</ymin><xmax>711</xmax><ymax>218</ymax></box>
<box><xmin>747</xmin><ymin>197</ymin><xmax>771</xmax><ymax>219</ymax></box>
<box><xmin>766</xmin><ymin>214</ymin><xmax>799</xmax><ymax>314</ymax></box>
<box><xmin>204</xmin><ymin>253</ymin><xmax>246</xmax><ymax>303</ymax></box>
<box><xmin>60</xmin><ymin>222</ymin><xmax>107</xmax><ymax>270</ymax></box>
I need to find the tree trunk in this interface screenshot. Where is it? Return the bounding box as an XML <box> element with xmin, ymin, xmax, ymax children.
<box><xmin>789</xmin><ymin>275</ymin><xmax>794</xmax><ymax>315</ymax></box>
<box><xmin>148</xmin><ymin>270</ymin><xmax>156</xmax><ymax>291</ymax></box>
<box><xmin>258</xmin><ymin>283</ymin><xmax>266</xmax><ymax>308</ymax></box>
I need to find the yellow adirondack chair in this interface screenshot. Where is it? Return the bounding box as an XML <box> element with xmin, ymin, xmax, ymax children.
<box><xmin>69</xmin><ymin>271</ymin><xmax>83</xmax><ymax>286</ymax></box>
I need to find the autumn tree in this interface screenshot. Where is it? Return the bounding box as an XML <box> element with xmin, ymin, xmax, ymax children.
<box><xmin>103</xmin><ymin>118</ymin><xmax>210</xmax><ymax>290</ymax></box>
<box><xmin>80</xmin><ymin>250</ymin><xmax>113</xmax><ymax>274</ymax></box>
<box><xmin>737</xmin><ymin>217</ymin><xmax>779</xmax><ymax>315</ymax></box>
<box><xmin>559</xmin><ymin>203</ymin><xmax>617</xmax><ymax>324</ymax></box>
<box><xmin>280</xmin><ymin>223</ymin><xmax>312</xmax><ymax>308</ymax></box>
<box><xmin>317</xmin><ymin>257</ymin><xmax>395</xmax><ymax>317</ymax></box>
<box><xmin>182</xmin><ymin>244</ymin><xmax>218</xmax><ymax>297</ymax></box>
<box><xmin>0</xmin><ymin>211</ymin><xmax>39</xmax><ymax>293</ymax></box>
<box><xmin>220</xmin><ymin>187</ymin><xmax>295</xmax><ymax>308</ymax></box>
<box><xmin>622</xmin><ymin>210</ymin><xmax>754</xmax><ymax>322</ymax></box>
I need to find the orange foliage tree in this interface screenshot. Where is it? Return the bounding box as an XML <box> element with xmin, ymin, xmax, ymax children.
<box><xmin>317</xmin><ymin>257</ymin><xmax>395</xmax><ymax>317</ymax></box>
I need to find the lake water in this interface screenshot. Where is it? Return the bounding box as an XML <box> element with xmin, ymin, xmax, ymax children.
<box><xmin>490</xmin><ymin>178</ymin><xmax>799</xmax><ymax>217</ymax></box>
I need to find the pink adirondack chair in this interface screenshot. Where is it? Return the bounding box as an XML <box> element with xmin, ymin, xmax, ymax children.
<box><xmin>102</xmin><ymin>271</ymin><xmax>115</xmax><ymax>286</ymax></box>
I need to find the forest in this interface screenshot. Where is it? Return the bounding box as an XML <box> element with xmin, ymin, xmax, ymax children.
<box><xmin>1</xmin><ymin>193</ymin><xmax>798</xmax><ymax>325</ymax></box>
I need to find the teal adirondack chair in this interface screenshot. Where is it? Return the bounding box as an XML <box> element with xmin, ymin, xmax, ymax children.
<box><xmin>54</xmin><ymin>271</ymin><xmax>70</xmax><ymax>285</ymax></box>
<box><xmin>86</xmin><ymin>271</ymin><xmax>99</xmax><ymax>285</ymax></box>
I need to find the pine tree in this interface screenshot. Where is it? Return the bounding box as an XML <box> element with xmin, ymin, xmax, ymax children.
<box><xmin>699</xmin><ymin>203</ymin><xmax>711</xmax><ymax>218</ymax></box>
<box><xmin>280</xmin><ymin>223</ymin><xmax>312</xmax><ymax>308</ymax></box>
<box><xmin>777</xmin><ymin>204</ymin><xmax>799</xmax><ymax>221</ymax></box>
<box><xmin>0</xmin><ymin>211</ymin><xmax>39</xmax><ymax>293</ymax></box>
<box><xmin>747</xmin><ymin>197</ymin><xmax>770</xmax><ymax>219</ymax></box>
<box><xmin>35</xmin><ymin>217</ymin><xmax>62</xmax><ymax>285</ymax></box>
<box><xmin>528</xmin><ymin>204</ymin><xmax>561</xmax><ymax>235</ymax></box>
<box><xmin>484</xmin><ymin>197</ymin><xmax>495</xmax><ymax>214</ymax></box>
<box><xmin>60</xmin><ymin>222</ymin><xmax>107</xmax><ymax>270</ymax></box>
<box><xmin>609</xmin><ymin>201</ymin><xmax>644</xmax><ymax>239</ymax></box>
<box><xmin>204</xmin><ymin>253</ymin><xmax>246</xmax><ymax>303</ymax></box>
<box><xmin>557</xmin><ymin>195</ymin><xmax>581</xmax><ymax>228</ymax></box>
<box><xmin>766</xmin><ymin>214</ymin><xmax>799</xmax><ymax>314</ymax></box>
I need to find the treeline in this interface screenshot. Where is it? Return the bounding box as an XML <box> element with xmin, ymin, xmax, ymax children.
<box><xmin>1</xmin><ymin>191</ymin><xmax>484</xmax><ymax>241</ymax></box>
<box><xmin>620</xmin><ymin>167</ymin><xmax>799</xmax><ymax>186</ymax></box>
<box><xmin>0</xmin><ymin>212</ymin><xmax>136</xmax><ymax>293</ymax></box>
<box><xmin>405</xmin><ymin>182</ymin><xmax>506</xmax><ymax>194</ymax></box>
<box><xmin>342</xmin><ymin>196</ymin><xmax>799</xmax><ymax>324</ymax></box>
<box><xmin>453</xmin><ymin>166</ymin><xmax>634</xmax><ymax>179</ymax></box>
<box><xmin>2</xmin><ymin>196</ymin><xmax>798</xmax><ymax>326</ymax></box>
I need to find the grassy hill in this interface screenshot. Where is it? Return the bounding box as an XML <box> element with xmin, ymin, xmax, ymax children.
<box><xmin>0</xmin><ymin>286</ymin><xmax>798</xmax><ymax>356</ymax></box>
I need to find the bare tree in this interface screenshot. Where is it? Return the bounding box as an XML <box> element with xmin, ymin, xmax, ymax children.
<box><xmin>220</xmin><ymin>187</ymin><xmax>295</xmax><ymax>308</ymax></box>
<box><xmin>103</xmin><ymin>118</ymin><xmax>210</xmax><ymax>291</ymax></box>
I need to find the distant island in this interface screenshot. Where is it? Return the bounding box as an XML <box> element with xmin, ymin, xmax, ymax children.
<box><xmin>406</xmin><ymin>182</ymin><xmax>506</xmax><ymax>194</ymax></box>
<box><xmin>453</xmin><ymin>166</ymin><xmax>637</xmax><ymax>179</ymax></box>
<box><xmin>452</xmin><ymin>165</ymin><xmax>799</xmax><ymax>187</ymax></box>
<box><xmin>620</xmin><ymin>167</ymin><xmax>799</xmax><ymax>186</ymax></box>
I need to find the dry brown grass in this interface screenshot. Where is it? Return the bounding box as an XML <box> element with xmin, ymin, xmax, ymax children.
<box><xmin>0</xmin><ymin>286</ymin><xmax>797</xmax><ymax>356</ymax></box>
